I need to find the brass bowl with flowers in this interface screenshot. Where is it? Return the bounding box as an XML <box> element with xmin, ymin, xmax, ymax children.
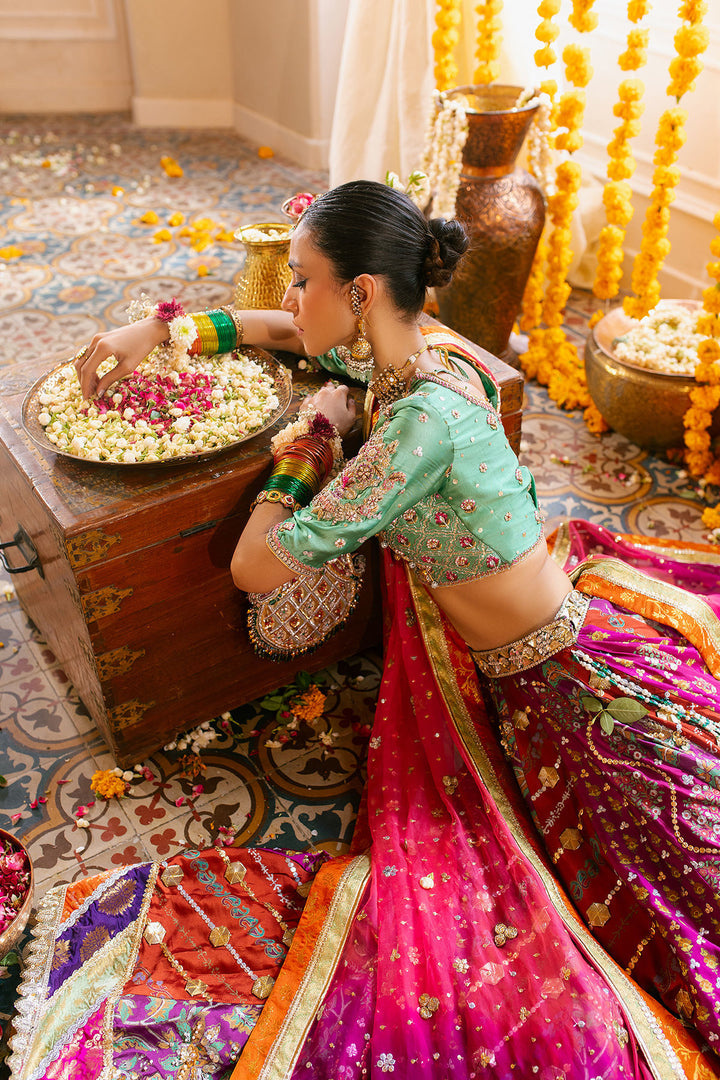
<box><xmin>585</xmin><ymin>300</ymin><xmax>720</xmax><ymax>452</ymax></box>
<box><xmin>0</xmin><ymin>829</ymin><xmax>34</xmax><ymax>960</ymax></box>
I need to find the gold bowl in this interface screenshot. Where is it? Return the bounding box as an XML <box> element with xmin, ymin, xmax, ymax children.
<box><xmin>0</xmin><ymin>830</ymin><xmax>34</xmax><ymax>959</ymax></box>
<box><xmin>584</xmin><ymin>302</ymin><xmax>719</xmax><ymax>452</ymax></box>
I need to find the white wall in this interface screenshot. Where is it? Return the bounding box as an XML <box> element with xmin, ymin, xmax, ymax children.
<box><xmin>0</xmin><ymin>0</ymin><xmax>132</xmax><ymax>113</ymax></box>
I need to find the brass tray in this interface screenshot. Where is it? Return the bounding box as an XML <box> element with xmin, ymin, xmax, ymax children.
<box><xmin>22</xmin><ymin>346</ymin><xmax>292</xmax><ymax>467</ymax></box>
<box><xmin>593</xmin><ymin>299</ymin><xmax>701</xmax><ymax>376</ymax></box>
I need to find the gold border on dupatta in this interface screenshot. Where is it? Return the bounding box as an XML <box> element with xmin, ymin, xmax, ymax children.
<box><xmin>569</xmin><ymin>555</ymin><xmax>720</xmax><ymax>673</ymax></box>
<box><xmin>407</xmin><ymin>568</ymin><xmax>687</xmax><ymax>1080</ymax></box>
<box><xmin>7</xmin><ymin>885</ymin><xmax>67</xmax><ymax>1079</ymax></box>
<box><xmin>252</xmin><ymin>854</ymin><xmax>371</xmax><ymax>1080</ymax></box>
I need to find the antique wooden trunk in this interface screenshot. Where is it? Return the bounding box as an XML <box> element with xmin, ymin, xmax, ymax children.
<box><xmin>0</xmin><ymin>329</ymin><xmax>523</xmax><ymax>766</ymax></box>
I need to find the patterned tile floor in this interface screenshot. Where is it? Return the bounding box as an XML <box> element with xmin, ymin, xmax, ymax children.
<box><xmin>0</xmin><ymin>113</ymin><xmax>712</xmax><ymax>1054</ymax></box>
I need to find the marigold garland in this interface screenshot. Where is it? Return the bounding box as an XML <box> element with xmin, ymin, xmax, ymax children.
<box><xmin>684</xmin><ymin>211</ymin><xmax>720</xmax><ymax>512</ymax></box>
<box><xmin>623</xmin><ymin>2</ymin><xmax>710</xmax><ymax>320</ymax></box>
<box><xmin>520</xmin><ymin>13</ymin><xmax>596</xmax><ymax>422</ymax></box>
<box><xmin>433</xmin><ymin>0</ymin><xmax>463</xmax><ymax>91</ymax></box>
<box><xmin>474</xmin><ymin>1</ymin><xmax>504</xmax><ymax>85</ymax></box>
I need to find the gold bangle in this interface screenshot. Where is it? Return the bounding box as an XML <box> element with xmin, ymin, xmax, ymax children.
<box><xmin>222</xmin><ymin>306</ymin><xmax>244</xmax><ymax>347</ymax></box>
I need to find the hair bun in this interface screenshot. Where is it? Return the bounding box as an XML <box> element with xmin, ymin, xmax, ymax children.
<box><xmin>423</xmin><ymin>218</ymin><xmax>469</xmax><ymax>288</ymax></box>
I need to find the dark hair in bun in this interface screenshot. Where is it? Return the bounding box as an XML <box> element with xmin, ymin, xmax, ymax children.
<box><xmin>424</xmin><ymin>218</ymin><xmax>469</xmax><ymax>289</ymax></box>
<box><xmin>300</xmin><ymin>180</ymin><xmax>469</xmax><ymax>318</ymax></box>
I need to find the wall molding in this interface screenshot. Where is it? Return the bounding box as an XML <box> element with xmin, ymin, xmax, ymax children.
<box><xmin>0</xmin><ymin>0</ymin><xmax>117</xmax><ymax>40</ymax></box>
<box><xmin>232</xmin><ymin>103</ymin><xmax>330</xmax><ymax>172</ymax></box>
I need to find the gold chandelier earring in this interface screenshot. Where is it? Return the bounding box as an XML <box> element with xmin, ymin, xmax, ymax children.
<box><xmin>339</xmin><ymin>282</ymin><xmax>374</xmax><ymax>382</ymax></box>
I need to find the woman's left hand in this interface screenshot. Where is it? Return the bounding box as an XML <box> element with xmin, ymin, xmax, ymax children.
<box><xmin>300</xmin><ymin>383</ymin><xmax>357</xmax><ymax>437</ymax></box>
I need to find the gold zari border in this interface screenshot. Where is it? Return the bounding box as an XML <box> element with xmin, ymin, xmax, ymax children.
<box><xmin>408</xmin><ymin>567</ymin><xmax>686</xmax><ymax>1080</ymax></box>
<box><xmin>569</xmin><ymin>555</ymin><xmax>720</xmax><ymax>677</ymax></box>
<box><xmin>251</xmin><ymin>854</ymin><xmax>371</xmax><ymax>1080</ymax></box>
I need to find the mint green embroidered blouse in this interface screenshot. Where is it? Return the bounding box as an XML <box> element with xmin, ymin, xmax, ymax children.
<box><xmin>267</xmin><ymin>348</ymin><xmax>544</xmax><ymax>589</ymax></box>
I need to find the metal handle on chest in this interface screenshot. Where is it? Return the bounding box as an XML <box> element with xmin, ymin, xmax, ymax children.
<box><xmin>0</xmin><ymin>524</ymin><xmax>44</xmax><ymax>578</ymax></box>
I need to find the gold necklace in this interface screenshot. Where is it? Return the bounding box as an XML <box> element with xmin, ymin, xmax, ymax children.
<box><xmin>368</xmin><ymin>346</ymin><xmax>427</xmax><ymax>408</ymax></box>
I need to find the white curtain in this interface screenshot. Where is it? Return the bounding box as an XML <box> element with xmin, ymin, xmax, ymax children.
<box><xmin>328</xmin><ymin>0</ymin><xmax>436</xmax><ymax>188</ymax></box>
<box><xmin>328</xmin><ymin>0</ymin><xmax>598</xmax><ymax>284</ymax></box>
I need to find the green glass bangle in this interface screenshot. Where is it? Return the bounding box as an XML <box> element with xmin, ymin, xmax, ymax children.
<box><xmin>206</xmin><ymin>309</ymin><xmax>237</xmax><ymax>354</ymax></box>
<box><xmin>263</xmin><ymin>473</ymin><xmax>316</xmax><ymax>507</ymax></box>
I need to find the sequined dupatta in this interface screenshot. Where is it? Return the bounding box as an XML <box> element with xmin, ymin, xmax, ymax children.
<box><xmin>231</xmin><ymin>549</ymin><xmax>714</xmax><ymax>1080</ymax></box>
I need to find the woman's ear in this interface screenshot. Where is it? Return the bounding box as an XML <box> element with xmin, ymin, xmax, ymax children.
<box><xmin>353</xmin><ymin>273</ymin><xmax>379</xmax><ymax>314</ymax></box>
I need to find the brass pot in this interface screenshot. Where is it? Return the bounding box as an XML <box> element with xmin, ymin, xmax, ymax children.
<box><xmin>0</xmin><ymin>830</ymin><xmax>33</xmax><ymax>960</ymax></box>
<box><xmin>584</xmin><ymin>303</ymin><xmax>720</xmax><ymax>451</ymax></box>
<box><xmin>435</xmin><ymin>84</ymin><xmax>545</xmax><ymax>367</ymax></box>
<box><xmin>234</xmin><ymin>223</ymin><xmax>293</xmax><ymax>310</ymax></box>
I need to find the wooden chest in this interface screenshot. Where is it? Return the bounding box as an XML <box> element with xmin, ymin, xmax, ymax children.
<box><xmin>0</xmin><ymin>331</ymin><xmax>523</xmax><ymax>766</ymax></box>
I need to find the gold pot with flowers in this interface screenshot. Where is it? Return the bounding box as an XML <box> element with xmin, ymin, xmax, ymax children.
<box><xmin>585</xmin><ymin>300</ymin><xmax>720</xmax><ymax>451</ymax></box>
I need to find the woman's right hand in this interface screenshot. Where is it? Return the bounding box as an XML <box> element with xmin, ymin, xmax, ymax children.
<box><xmin>74</xmin><ymin>317</ymin><xmax>170</xmax><ymax>400</ymax></box>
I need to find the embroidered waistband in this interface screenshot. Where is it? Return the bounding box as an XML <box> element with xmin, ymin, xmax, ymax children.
<box><xmin>471</xmin><ymin>589</ymin><xmax>592</xmax><ymax>679</ymax></box>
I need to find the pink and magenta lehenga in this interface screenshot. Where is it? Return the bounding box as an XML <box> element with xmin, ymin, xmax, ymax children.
<box><xmin>10</xmin><ymin>525</ymin><xmax>720</xmax><ymax>1079</ymax></box>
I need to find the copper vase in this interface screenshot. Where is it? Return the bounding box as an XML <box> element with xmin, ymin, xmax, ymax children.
<box><xmin>435</xmin><ymin>85</ymin><xmax>546</xmax><ymax>367</ymax></box>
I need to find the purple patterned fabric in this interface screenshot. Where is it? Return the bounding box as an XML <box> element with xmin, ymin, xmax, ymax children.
<box><xmin>48</xmin><ymin>865</ymin><xmax>152</xmax><ymax>995</ymax></box>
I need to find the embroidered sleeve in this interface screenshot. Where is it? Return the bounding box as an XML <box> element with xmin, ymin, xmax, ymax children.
<box><xmin>267</xmin><ymin>398</ymin><xmax>452</xmax><ymax>571</ymax></box>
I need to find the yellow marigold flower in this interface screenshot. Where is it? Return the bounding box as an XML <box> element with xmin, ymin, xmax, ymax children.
<box><xmin>556</xmin><ymin>159</ymin><xmax>582</xmax><ymax>187</ymax></box>
<box><xmin>534</xmin><ymin>45</ymin><xmax>556</xmax><ymax>67</ymax></box>
<box><xmin>698</xmin><ymin>340</ymin><xmax>720</xmax><ymax>363</ymax></box>
<box><xmin>90</xmin><ymin>768</ymin><xmax>127</xmax><ymax>800</ymax></box>
<box><xmin>257</xmin><ymin>146</ymin><xmax>274</xmax><ymax>159</ymax></box>
<box><xmin>583</xmin><ymin>402</ymin><xmax>610</xmax><ymax>434</ymax></box>
<box><xmin>535</xmin><ymin>19</ymin><xmax>560</xmax><ymax>43</ymax></box>
<box><xmin>685</xmin><ymin>449</ymin><xmax>713</xmax><ymax>476</ymax></box>
<box><xmin>704</xmin><ymin>461</ymin><xmax>720</xmax><ymax>487</ymax></box>
<box><xmin>607</xmin><ymin>157</ymin><xmax>634</xmax><ymax>181</ymax></box>
<box><xmin>685</xmin><ymin>429</ymin><xmax>712</xmax><ymax>452</ymax></box>
<box><xmin>702</xmin><ymin>286</ymin><xmax>720</xmax><ymax>314</ymax></box>
<box><xmin>153</xmin><ymin>229</ymin><xmax>172</xmax><ymax>243</ymax></box>
<box><xmin>668</xmin><ymin>57</ymin><xmax>704</xmax><ymax>100</ymax></box>
<box><xmin>191</xmin><ymin>234</ymin><xmax>212</xmax><ymax>253</ymax></box>
<box><xmin>0</xmin><ymin>245</ymin><xmax>23</xmax><ymax>259</ymax></box>
<box><xmin>618</xmin><ymin>78</ymin><xmax>644</xmax><ymax>102</ymax></box>
<box><xmin>168</xmin><ymin>211</ymin><xmax>185</xmax><ymax>227</ymax></box>
<box><xmin>563</xmin><ymin>44</ymin><xmax>592</xmax><ymax>87</ymax></box>
<box><xmin>690</xmin><ymin>385</ymin><xmax>720</xmax><ymax>410</ymax></box>
<box><xmin>617</xmin><ymin>119</ymin><xmax>642</xmax><ymax>140</ymax></box>
<box><xmin>111</xmin><ymin>186</ymin><xmax>124</xmax><ymax>197</ymax></box>
<box><xmin>138</xmin><ymin>211</ymin><xmax>160</xmax><ymax>225</ymax></box>
<box><xmin>160</xmin><ymin>155</ymin><xmax>184</xmax><ymax>178</ymax></box>
<box><xmin>706</xmin><ymin>261</ymin><xmax>720</xmax><ymax>281</ymax></box>
<box><xmin>613</xmin><ymin>99</ymin><xmax>643</xmax><ymax>121</ymax></box>
<box><xmin>678</xmin><ymin>0</ymin><xmax>707</xmax><ymax>19</ymax></box>
<box><xmin>710</xmin><ymin>237</ymin><xmax>720</xmax><ymax>258</ymax></box>
<box><xmin>292</xmin><ymin>685</ymin><xmax>327</xmax><ymax>722</ymax></box>
<box><xmin>627</xmin><ymin>0</ymin><xmax>650</xmax><ymax>20</ymax></box>
<box><xmin>618</xmin><ymin>47</ymin><xmax>645</xmax><ymax>71</ymax></box>
<box><xmin>555</xmin><ymin>131</ymin><xmax>584</xmax><ymax>154</ymax></box>
<box><xmin>652</xmin><ymin>164</ymin><xmax>681</xmax><ymax>189</ymax></box>
<box><xmin>713</xmin><ymin>210</ymin><xmax>720</xmax><ymax>230</ymax></box>
<box><xmin>588</xmin><ymin>310</ymin><xmax>604</xmax><ymax>330</ymax></box>
<box><xmin>215</xmin><ymin>229</ymin><xmax>236</xmax><ymax>243</ymax></box>
<box><xmin>197</xmin><ymin>264</ymin><xmax>209</xmax><ymax>277</ymax></box>
<box><xmin>701</xmin><ymin>506</ymin><xmax>720</xmax><ymax>530</ymax></box>
<box><xmin>697</xmin><ymin>314</ymin><xmax>720</xmax><ymax>337</ymax></box>
<box><xmin>683</xmin><ymin>407</ymin><xmax>713</xmax><ymax>431</ymax></box>
<box><xmin>537</xmin><ymin>0</ymin><xmax>561</xmax><ymax>14</ymax></box>
<box><xmin>656</xmin><ymin>108</ymin><xmax>688</xmax><ymax>150</ymax></box>
<box><xmin>674</xmin><ymin>24</ymin><xmax>710</xmax><ymax>58</ymax></box>
<box><xmin>539</xmin><ymin>78</ymin><xmax>557</xmax><ymax>98</ymax></box>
